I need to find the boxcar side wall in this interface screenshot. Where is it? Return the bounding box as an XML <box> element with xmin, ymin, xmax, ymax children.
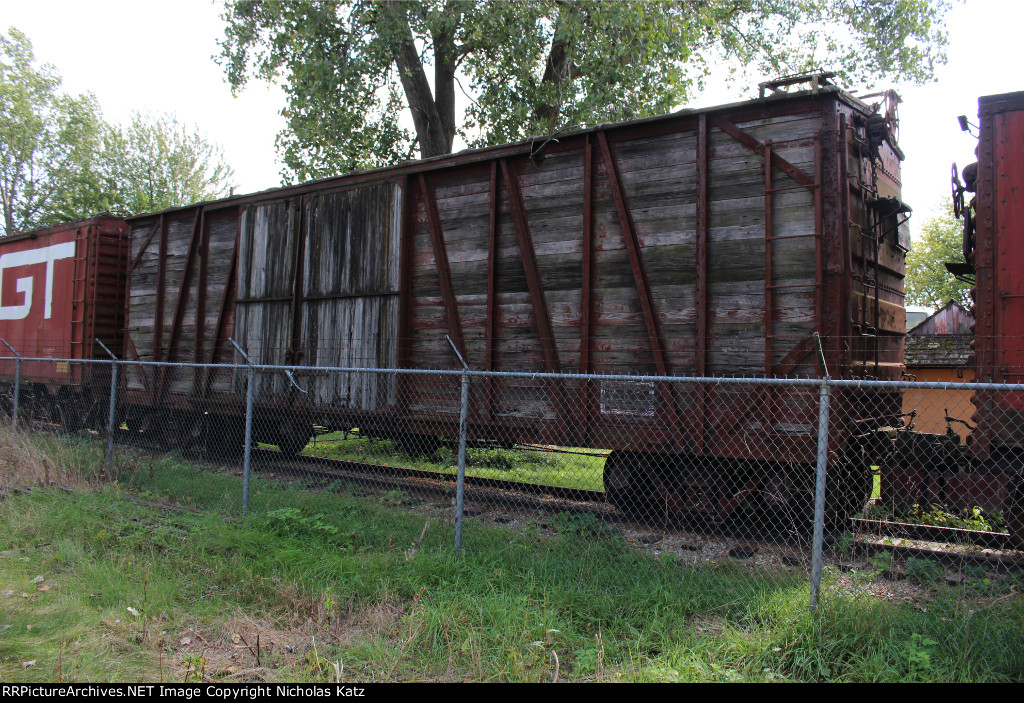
<box><xmin>124</xmin><ymin>205</ymin><xmax>241</xmax><ymax>408</ymax></box>
<box><xmin>122</xmin><ymin>87</ymin><xmax>905</xmax><ymax>463</ymax></box>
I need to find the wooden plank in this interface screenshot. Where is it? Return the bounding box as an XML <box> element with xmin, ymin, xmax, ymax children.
<box><xmin>419</xmin><ymin>173</ymin><xmax>466</xmax><ymax>361</ymax></box>
<box><xmin>483</xmin><ymin>162</ymin><xmax>499</xmax><ymax>421</ymax></box>
<box><xmin>596</xmin><ymin>132</ymin><xmax>670</xmax><ymax>376</ymax></box>
<box><xmin>695</xmin><ymin>113</ymin><xmax>709</xmax><ymax>453</ymax></box>
<box><xmin>598</xmin><ymin>131</ymin><xmax>689</xmax><ymax>451</ymax></box>
<box><xmin>580</xmin><ymin>134</ymin><xmax>596</xmax><ymax>444</ymax></box>
<box><xmin>498</xmin><ymin>159</ymin><xmax>561</xmax><ymax>374</ymax></box>
<box><xmin>165</xmin><ymin>208</ymin><xmax>202</xmax><ymax>365</ymax></box>
<box><xmin>713</xmin><ymin>117</ymin><xmax>816</xmax><ymax>191</ymax></box>
<box><xmin>129</xmin><ymin>220</ymin><xmax>160</xmax><ymax>273</ymax></box>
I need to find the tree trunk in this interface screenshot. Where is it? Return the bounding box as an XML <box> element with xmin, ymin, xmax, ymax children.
<box><xmin>383</xmin><ymin>1</ymin><xmax>457</xmax><ymax>159</ymax></box>
<box><xmin>533</xmin><ymin>3</ymin><xmax>582</xmax><ymax>133</ymax></box>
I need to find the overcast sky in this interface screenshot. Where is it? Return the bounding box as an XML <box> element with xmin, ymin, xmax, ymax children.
<box><xmin>0</xmin><ymin>0</ymin><xmax>1016</xmax><ymax>234</ymax></box>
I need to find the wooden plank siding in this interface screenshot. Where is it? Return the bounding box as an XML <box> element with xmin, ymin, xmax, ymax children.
<box><xmin>121</xmin><ymin>87</ymin><xmax>905</xmax><ymax>462</ymax></box>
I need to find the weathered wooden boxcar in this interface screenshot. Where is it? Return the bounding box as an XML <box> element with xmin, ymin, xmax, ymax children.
<box><xmin>0</xmin><ymin>216</ymin><xmax>129</xmax><ymax>426</ymax></box>
<box><xmin>122</xmin><ymin>78</ymin><xmax>907</xmax><ymax>521</ymax></box>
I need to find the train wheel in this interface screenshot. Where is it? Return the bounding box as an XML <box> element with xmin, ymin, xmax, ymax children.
<box><xmin>830</xmin><ymin>462</ymin><xmax>874</xmax><ymax>525</ymax></box>
<box><xmin>275</xmin><ymin>420</ymin><xmax>313</xmax><ymax>457</ymax></box>
<box><xmin>603</xmin><ymin>451</ymin><xmax>667</xmax><ymax>523</ymax></box>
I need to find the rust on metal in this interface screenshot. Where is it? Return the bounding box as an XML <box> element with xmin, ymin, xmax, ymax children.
<box><xmin>695</xmin><ymin>113</ymin><xmax>710</xmax><ymax>453</ymax></box>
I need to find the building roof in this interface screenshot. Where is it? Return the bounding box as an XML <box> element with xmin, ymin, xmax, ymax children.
<box><xmin>906</xmin><ymin>300</ymin><xmax>974</xmax><ymax>367</ymax></box>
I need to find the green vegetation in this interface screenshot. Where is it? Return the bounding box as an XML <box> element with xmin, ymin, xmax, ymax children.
<box><xmin>303</xmin><ymin>431</ymin><xmax>608</xmax><ymax>493</ymax></box>
<box><xmin>0</xmin><ymin>27</ymin><xmax>234</xmax><ymax>236</ymax></box>
<box><xmin>905</xmin><ymin>198</ymin><xmax>972</xmax><ymax>310</ymax></box>
<box><xmin>1</xmin><ymin>429</ymin><xmax>1023</xmax><ymax>682</ymax></box>
<box><xmin>863</xmin><ymin>499</ymin><xmax>1007</xmax><ymax>534</ymax></box>
<box><xmin>219</xmin><ymin>0</ymin><xmax>950</xmax><ymax>180</ymax></box>
<box><xmin>908</xmin><ymin>504</ymin><xmax>1006</xmax><ymax>533</ymax></box>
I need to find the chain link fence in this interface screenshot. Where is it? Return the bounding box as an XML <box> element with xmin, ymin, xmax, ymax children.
<box><xmin>2</xmin><ymin>350</ymin><xmax>1023</xmax><ymax>668</ymax></box>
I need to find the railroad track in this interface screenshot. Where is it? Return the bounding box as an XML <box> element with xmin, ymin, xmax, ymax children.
<box><xmin>848</xmin><ymin>518</ymin><xmax>1022</xmax><ymax>570</ymax></box>
<box><xmin>253</xmin><ymin>447</ymin><xmax>621</xmax><ymax>521</ymax></box>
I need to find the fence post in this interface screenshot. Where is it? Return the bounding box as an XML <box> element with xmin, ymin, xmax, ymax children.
<box><xmin>809</xmin><ymin>332</ymin><xmax>831</xmax><ymax>610</ymax></box>
<box><xmin>455</xmin><ymin>371</ymin><xmax>470</xmax><ymax>550</ymax></box>
<box><xmin>95</xmin><ymin>339</ymin><xmax>119</xmax><ymax>479</ymax></box>
<box><xmin>447</xmin><ymin>335</ymin><xmax>470</xmax><ymax>551</ymax></box>
<box><xmin>2</xmin><ymin>339</ymin><xmax>21</xmax><ymax>431</ymax></box>
<box><xmin>230</xmin><ymin>338</ymin><xmax>255</xmax><ymax>517</ymax></box>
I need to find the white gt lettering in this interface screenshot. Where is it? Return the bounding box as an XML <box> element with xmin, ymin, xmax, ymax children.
<box><xmin>0</xmin><ymin>242</ymin><xmax>76</xmax><ymax>320</ymax></box>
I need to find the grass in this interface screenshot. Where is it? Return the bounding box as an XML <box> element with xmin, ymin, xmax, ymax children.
<box><xmin>1</xmin><ymin>429</ymin><xmax>1023</xmax><ymax>682</ymax></box>
<box><xmin>302</xmin><ymin>431</ymin><xmax>609</xmax><ymax>492</ymax></box>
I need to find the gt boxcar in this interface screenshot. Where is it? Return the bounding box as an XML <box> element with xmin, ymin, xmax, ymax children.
<box><xmin>0</xmin><ymin>216</ymin><xmax>129</xmax><ymax>427</ymax></box>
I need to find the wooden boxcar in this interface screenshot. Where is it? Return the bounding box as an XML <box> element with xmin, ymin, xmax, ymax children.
<box><xmin>0</xmin><ymin>216</ymin><xmax>129</xmax><ymax>425</ymax></box>
<box><xmin>122</xmin><ymin>80</ymin><xmax>907</xmax><ymax>521</ymax></box>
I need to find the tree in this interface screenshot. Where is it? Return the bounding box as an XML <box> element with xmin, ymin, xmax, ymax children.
<box><xmin>219</xmin><ymin>0</ymin><xmax>950</xmax><ymax>181</ymax></box>
<box><xmin>905</xmin><ymin>198</ymin><xmax>971</xmax><ymax>310</ymax></box>
<box><xmin>0</xmin><ymin>27</ymin><xmax>105</xmax><ymax>236</ymax></box>
<box><xmin>98</xmin><ymin>112</ymin><xmax>236</xmax><ymax>216</ymax></box>
<box><xmin>0</xmin><ymin>28</ymin><xmax>236</xmax><ymax>234</ymax></box>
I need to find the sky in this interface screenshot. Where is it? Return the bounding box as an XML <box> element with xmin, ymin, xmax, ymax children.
<box><xmin>0</xmin><ymin>0</ymin><xmax>1016</xmax><ymax>234</ymax></box>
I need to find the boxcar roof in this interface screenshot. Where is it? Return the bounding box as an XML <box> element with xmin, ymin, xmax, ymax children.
<box><xmin>127</xmin><ymin>85</ymin><xmax>882</xmax><ymax>222</ymax></box>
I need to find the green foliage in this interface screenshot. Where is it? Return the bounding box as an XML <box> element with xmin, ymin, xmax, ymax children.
<box><xmin>262</xmin><ymin>507</ymin><xmax>342</xmax><ymax>540</ymax></box>
<box><xmin>904</xmin><ymin>557</ymin><xmax>943</xmax><ymax>585</ymax></box>
<box><xmin>97</xmin><ymin>112</ymin><xmax>236</xmax><ymax>216</ymax></box>
<box><xmin>906</xmin><ymin>198</ymin><xmax>972</xmax><ymax>310</ymax></box>
<box><xmin>0</xmin><ymin>27</ymin><xmax>105</xmax><ymax>235</ymax></box>
<box><xmin>833</xmin><ymin>530</ymin><xmax>856</xmax><ymax>559</ymax></box>
<box><xmin>907</xmin><ymin>503</ymin><xmax>1005</xmax><ymax>532</ymax></box>
<box><xmin>219</xmin><ymin>0</ymin><xmax>950</xmax><ymax>181</ymax></box>
<box><xmin>549</xmin><ymin>511</ymin><xmax>621</xmax><ymax>540</ymax></box>
<box><xmin>0</xmin><ymin>28</ymin><xmax>236</xmax><ymax>234</ymax></box>
<box><xmin>907</xmin><ymin>633</ymin><xmax>939</xmax><ymax>679</ymax></box>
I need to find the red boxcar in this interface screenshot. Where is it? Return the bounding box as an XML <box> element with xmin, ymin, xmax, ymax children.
<box><xmin>970</xmin><ymin>91</ymin><xmax>1024</xmax><ymax>454</ymax></box>
<box><xmin>0</xmin><ymin>216</ymin><xmax>129</xmax><ymax>420</ymax></box>
<box><xmin>963</xmin><ymin>90</ymin><xmax>1024</xmax><ymax>540</ymax></box>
